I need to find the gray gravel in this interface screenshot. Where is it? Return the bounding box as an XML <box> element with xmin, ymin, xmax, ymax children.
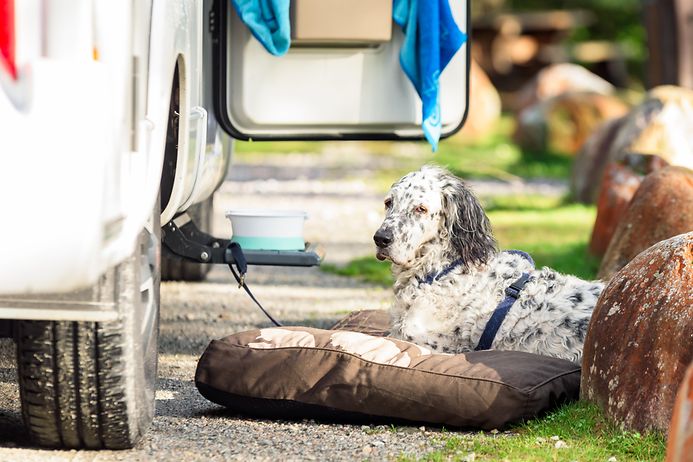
<box><xmin>0</xmin><ymin>149</ymin><xmax>566</xmax><ymax>460</ymax></box>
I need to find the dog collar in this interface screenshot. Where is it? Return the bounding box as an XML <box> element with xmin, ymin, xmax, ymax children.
<box><xmin>417</xmin><ymin>259</ymin><xmax>465</xmax><ymax>285</ymax></box>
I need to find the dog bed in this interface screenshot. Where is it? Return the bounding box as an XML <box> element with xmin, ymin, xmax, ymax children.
<box><xmin>195</xmin><ymin>311</ymin><xmax>580</xmax><ymax>430</ymax></box>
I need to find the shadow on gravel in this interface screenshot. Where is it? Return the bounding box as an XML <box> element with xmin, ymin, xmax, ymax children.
<box><xmin>0</xmin><ymin>368</ymin><xmax>16</xmax><ymax>383</ymax></box>
<box><xmin>0</xmin><ymin>410</ymin><xmax>31</xmax><ymax>448</ymax></box>
<box><xmin>155</xmin><ymin>378</ymin><xmax>287</xmax><ymax>425</ymax></box>
<box><xmin>155</xmin><ymin>378</ymin><xmax>219</xmax><ymax>419</ymax></box>
<box><xmin>203</xmin><ymin>263</ymin><xmax>386</xmax><ymax>289</ymax></box>
<box><xmin>158</xmin><ymin>316</ymin><xmax>342</xmax><ymax>356</ymax></box>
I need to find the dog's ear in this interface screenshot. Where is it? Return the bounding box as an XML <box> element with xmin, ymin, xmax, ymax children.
<box><xmin>440</xmin><ymin>172</ymin><xmax>497</xmax><ymax>268</ymax></box>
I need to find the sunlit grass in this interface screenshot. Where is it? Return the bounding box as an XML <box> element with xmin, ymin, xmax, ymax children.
<box><xmin>234</xmin><ymin>140</ymin><xmax>322</xmax><ymax>156</ymax></box>
<box><xmin>434</xmin><ymin>118</ymin><xmax>574</xmax><ymax>181</ymax></box>
<box><xmin>397</xmin><ymin>402</ymin><xmax>665</xmax><ymax>462</ymax></box>
<box><xmin>233</xmin><ymin>116</ymin><xmax>574</xmax><ymax>182</ymax></box>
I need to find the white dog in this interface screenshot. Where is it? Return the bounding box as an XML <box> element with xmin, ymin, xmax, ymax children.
<box><xmin>373</xmin><ymin>165</ymin><xmax>603</xmax><ymax>364</ymax></box>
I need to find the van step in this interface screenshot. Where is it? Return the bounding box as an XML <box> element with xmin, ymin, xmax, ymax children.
<box><xmin>162</xmin><ymin>213</ymin><xmax>323</xmax><ymax>267</ymax></box>
<box><xmin>241</xmin><ymin>244</ymin><xmax>324</xmax><ymax>267</ymax></box>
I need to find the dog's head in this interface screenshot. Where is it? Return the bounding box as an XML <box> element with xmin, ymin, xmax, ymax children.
<box><xmin>373</xmin><ymin>165</ymin><xmax>496</xmax><ymax>269</ymax></box>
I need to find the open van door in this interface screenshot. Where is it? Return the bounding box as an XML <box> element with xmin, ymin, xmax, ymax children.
<box><xmin>212</xmin><ymin>0</ymin><xmax>470</xmax><ymax>141</ymax></box>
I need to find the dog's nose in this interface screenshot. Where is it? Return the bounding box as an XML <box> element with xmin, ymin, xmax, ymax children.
<box><xmin>373</xmin><ymin>229</ymin><xmax>393</xmax><ymax>248</ymax></box>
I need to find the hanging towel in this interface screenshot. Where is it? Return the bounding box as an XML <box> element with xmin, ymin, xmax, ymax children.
<box><xmin>231</xmin><ymin>0</ymin><xmax>291</xmax><ymax>56</ymax></box>
<box><xmin>393</xmin><ymin>0</ymin><xmax>467</xmax><ymax>151</ymax></box>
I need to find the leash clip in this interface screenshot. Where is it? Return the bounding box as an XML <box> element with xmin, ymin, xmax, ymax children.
<box><xmin>238</xmin><ymin>273</ymin><xmax>246</xmax><ymax>289</ymax></box>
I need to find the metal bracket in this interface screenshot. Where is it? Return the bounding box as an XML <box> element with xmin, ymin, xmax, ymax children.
<box><xmin>162</xmin><ymin>213</ymin><xmax>229</xmax><ymax>264</ymax></box>
<box><xmin>162</xmin><ymin>213</ymin><xmax>324</xmax><ymax>267</ymax></box>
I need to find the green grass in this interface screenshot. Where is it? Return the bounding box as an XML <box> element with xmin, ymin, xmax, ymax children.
<box><xmin>233</xmin><ymin>116</ymin><xmax>573</xmax><ymax>182</ymax></box>
<box><xmin>433</xmin><ymin>118</ymin><xmax>574</xmax><ymax>181</ymax></box>
<box><xmin>322</xmin><ymin>257</ymin><xmax>394</xmax><ymax>287</ymax></box>
<box><xmin>234</xmin><ymin>140</ymin><xmax>322</xmax><ymax>156</ymax></box>
<box><xmin>400</xmin><ymin>401</ymin><xmax>666</xmax><ymax>462</ymax></box>
<box><xmin>322</xmin><ymin>195</ymin><xmax>599</xmax><ymax>285</ymax></box>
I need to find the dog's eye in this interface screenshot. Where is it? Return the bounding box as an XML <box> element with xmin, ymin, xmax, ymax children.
<box><xmin>414</xmin><ymin>205</ymin><xmax>428</xmax><ymax>214</ymax></box>
<box><xmin>384</xmin><ymin>198</ymin><xmax>393</xmax><ymax>209</ymax></box>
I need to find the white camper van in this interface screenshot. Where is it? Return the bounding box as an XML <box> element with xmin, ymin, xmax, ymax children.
<box><xmin>0</xmin><ymin>0</ymin><xmax>469</xmax><ymax>449</ymax></box>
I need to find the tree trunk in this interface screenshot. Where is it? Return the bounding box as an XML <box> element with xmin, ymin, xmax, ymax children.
<box><xmin>644</xmin><ymin>0</ymin><xmax>693</xmax><ymax>89</ymax></box>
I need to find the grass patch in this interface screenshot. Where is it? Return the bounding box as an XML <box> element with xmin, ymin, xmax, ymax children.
<box><xmin>234</xmin><ymin>140</ymin><xmax>321</xmax><ymax>155</ymax></box>
<box><xmin>322</xmin><ymin>257</ymin><xmax>393</xmax><ymax>287</ymax></box>
<box><xmin>233</xmin><ymin>116</ymin><xmax>572</xmax><ymax>181</ymax></box>
<box><xmin>322</xmin><ymin>195</ymin><xmax>598</xmax><ymax>285</ymax></box>
<box><xmin>404</xmin><ymin>401</ymin><xmax>666</xmax><ymax>462</ymax></box>
<box><xmin>434</xmin><ymin>118</ymin><xmax>573</xmax><ymax>181</ymax></box>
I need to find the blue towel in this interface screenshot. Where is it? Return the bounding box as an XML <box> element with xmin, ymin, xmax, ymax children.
<box><xmin>231</xmin><ymin>0</ymin><xmax>291</xmax><ymax>56</ymax></box>
<box><xmin>394</xmin><ymin>0</ymin><xmax>467</xmax><ymax>151</ymax></box>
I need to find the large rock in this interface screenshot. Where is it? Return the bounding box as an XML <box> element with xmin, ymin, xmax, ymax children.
<box><xmin>582</xmin><ymin>232</ymin><xmax>693</xmax><ymax>434</ymax></box>
<box><xmin>455</xmin><ymin>60</ymin><xmax>502</xmax><ymax>140</ymax></box>
<box><xmin>571</xmin><ymin>117</ymin><xmax>627</xmax><ymax>203</ymax></box>
<box><xmin>613</xmin><ymin>86</ymin><xmax>693</xmax><ymax>170</ymax></box>
<box><xmin>598</xmin><ymin>166</ymin><xmax>693</xmax><ymax>279</ymax></box>
<box><xmin>514</xmin><ymin>63</ymin><xmax>615</xmax><ymax>113</ymax></box>
<box><xmin>588</xmin><ymin>163</ymin><xmax>644</xmax><ymax>257</ymax></box>
<box><xmin>666</xmin><ymin>361</ymin><xmax>693</xmax><ymax>462</ymax></box>
<box><xmin>569</xmin><ymin>85</ymin><xmax>693</xmax><ymax>203</ymax></box>
<box><xmin>514</xmin><ymin>91</ymin><xmax>628</xmax><ymax>156</ymax></box>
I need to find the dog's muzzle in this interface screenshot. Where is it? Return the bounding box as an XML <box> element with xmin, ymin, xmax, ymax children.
<box><xmin>373</xmin><ymin>228</ymin><xmax>393</xmax><ymax>261</ymax></box>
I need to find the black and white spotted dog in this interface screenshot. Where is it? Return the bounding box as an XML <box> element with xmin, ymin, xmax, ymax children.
<box><xmin>373</xmin><ymin>165</ymin><xmax>603</xmax><ymax>364</ymax></box>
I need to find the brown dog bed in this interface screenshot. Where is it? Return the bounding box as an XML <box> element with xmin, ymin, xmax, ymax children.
<box><xmin>195</xmin><ymin>311</ymin><xmax>580</xmax><ymax>430</ymax></box>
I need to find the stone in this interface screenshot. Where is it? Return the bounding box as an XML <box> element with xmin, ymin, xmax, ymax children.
<box><xmin>582</xmin><ymin>232</ymin><xmax>693</xmax><ymax>434</ymax></box>
<box><xmin>588</xmin><ymin>155</ymin><xmax>670</xmax><ymax>257</ymax></box>
<box><xmin>598</xmin><ymin>166</ymin><xmax>693</xmax><ymax>279</ymax></box>
<box><xmin>617</xmin><ymin>86</ymin><xmax>693</xmax><ymax>169</ymax></box>
<box><xmin>570</xmin><ymin>85</ymin><xmax>693</xmax><ymax>203</ymax></box>
<box><xmin>514</xmin><ymin>63</ymin><xmax>615</xmax><ymax>113</ymax></box>
<box><xmin>606</xmin><ymin>86</ymin><xmax>693</xmax><ymax>171</ymax></box>
<box><xmin>455</xmin><ymin>60</ymin><xmax>502</xmax><ymax>140</ymax></box>
<box><xmin>571</xmin><ymin>117</ymin><xmax>627</xmax><ymax>204</ymax></box>
<box><xmin>666</xmin><ymin>361</ymin><xmax>693</xmax><ymax>462</ymax></box>
<box><xmin>514</xmin><ymin>92</ymin><xmax>628</xmax><ymax>156</ymax></box>
<box><xmin>589</xmin><ymin>163</ymin><xmax>644</xmax><ymax>257</ymax></box>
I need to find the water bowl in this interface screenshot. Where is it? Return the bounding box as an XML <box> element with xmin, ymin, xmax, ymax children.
<box><xmin>225</xmin><ymin>209</ymin><xmax>307</xmax><ymax>251</ymax></box>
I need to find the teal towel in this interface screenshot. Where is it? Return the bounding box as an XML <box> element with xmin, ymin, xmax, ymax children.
<box><xmin>231</xmin><ymin>0</ymin><xmax>291</xmax><ymax>56</ymax></box>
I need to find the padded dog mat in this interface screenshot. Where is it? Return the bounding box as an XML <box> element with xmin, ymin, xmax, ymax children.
<box><xmin>195</xmin><ymin>312</ymin><xmax>580</xmax><ymax>430</ymax></box>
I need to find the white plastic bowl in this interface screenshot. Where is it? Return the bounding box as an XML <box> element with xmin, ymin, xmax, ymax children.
<box><xmin>225</xmin><ymin>209</ymin><xmax>307</xmax><ymax>250</ymax></box>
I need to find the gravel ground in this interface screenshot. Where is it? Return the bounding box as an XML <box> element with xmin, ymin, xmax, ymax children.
<box><xmin>0</xmin><ymin>149</ymin><xmax>567</xmax><ymax>461</ymax></box>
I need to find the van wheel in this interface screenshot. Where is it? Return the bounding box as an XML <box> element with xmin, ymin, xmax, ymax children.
<box><xmin>161</xmin><ymin>195</ymin><xmax>213</xmax><ymax>281</ymax></box>
<box><xmin>15</xmin><ymin>205</ymin><xmax>160</xmax><ymax>449</ymax></box>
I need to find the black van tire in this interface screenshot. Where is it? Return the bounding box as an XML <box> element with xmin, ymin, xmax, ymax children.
<box><xmin>16</xmin><ymin>204</ymin><xmax>161</xmax><ymax>449</ymax></box>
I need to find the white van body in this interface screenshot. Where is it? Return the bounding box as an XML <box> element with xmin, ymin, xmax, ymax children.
<box><xmin>0</xmin><ymin>0</ymin><xmax>231</xmax><ymax>318</ymax></box>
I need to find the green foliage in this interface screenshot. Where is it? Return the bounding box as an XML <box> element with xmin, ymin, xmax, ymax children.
<box><xmin>503</xmin><ymin>0</ymin><xmax>647</xmax><ymax>83</ymax></box>
<box><xmin>403</xmin><ymin>402</ymin><xmax>666</xmax><ymax>462</ymax></box>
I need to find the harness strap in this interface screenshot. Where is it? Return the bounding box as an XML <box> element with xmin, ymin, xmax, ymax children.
<box><xmin>474</xmin><ymin>251</ymin><xmax>534</xmax><ymax>351</ymax></box>
<box><xmin>227</xmin><ymin>242</ymin><xmax>283</xmax><ymax>327</ymax></box>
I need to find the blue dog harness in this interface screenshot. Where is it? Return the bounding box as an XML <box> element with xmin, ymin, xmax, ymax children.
<box><xmin>418</xmin><ymin>250</ymin><xmax>535</xmax><ymax>351</ymax></box>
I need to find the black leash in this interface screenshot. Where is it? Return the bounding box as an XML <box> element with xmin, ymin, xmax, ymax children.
<box><xmin>226</xmin><ymin>242</ymin><xmax>283</xmax><ymax>327</ymax></box>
